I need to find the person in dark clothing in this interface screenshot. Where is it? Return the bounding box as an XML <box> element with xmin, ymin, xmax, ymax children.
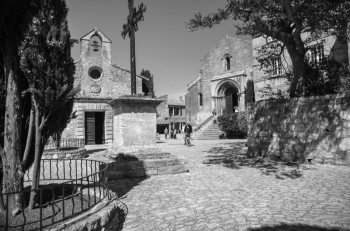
<box><xmin>164</xmin><ymin>127</ymin><xmax>169</xmax><ymax>139</ymax></box>
<box><xmin>183</xmin><ymin>123</ymin><xmax>192</xmax><ymax>146</ymax></box>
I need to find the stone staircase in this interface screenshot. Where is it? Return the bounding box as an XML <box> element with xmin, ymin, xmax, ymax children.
<box><xmin>195</xmin><ymin>123</ymin><xmax>223</xmax><ymax>140</ymax></box>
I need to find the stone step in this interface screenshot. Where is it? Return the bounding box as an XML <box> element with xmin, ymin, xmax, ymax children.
<box><xmin>195</xmin><ymin>124</ymin><xmax>223</xmax><ymax>140</ymax></box>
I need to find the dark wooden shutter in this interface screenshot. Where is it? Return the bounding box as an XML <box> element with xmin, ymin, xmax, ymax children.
<box><xmin>85</xmin><ymin>112</ymin><xmax>95</xmax><ymax>145</ymax></box>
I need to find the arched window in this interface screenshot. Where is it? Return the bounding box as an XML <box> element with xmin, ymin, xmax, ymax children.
<box><xmin>225</xmin><ymin>56</ymin><xmax>231</xmax><ymax>70</ymax></box>
<box><xmin>198</xmin><ymin>93</ymin><xmax>203</xmax><ymax>106</ymax></box>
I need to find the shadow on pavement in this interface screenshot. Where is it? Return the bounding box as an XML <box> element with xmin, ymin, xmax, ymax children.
<box><xmin>248</xmin><ymin>223</ymin><xmax>350</xmax><ymax>231</ymax></box>
<box><xmin>204</xmin><ymin>141</ymin><xmax>307</xmax><ymax>180</ymax></box>
<box><xmin>108</xmin><ymin>177</ymin><xmax>149</xmax><ymax>199</ymax></box>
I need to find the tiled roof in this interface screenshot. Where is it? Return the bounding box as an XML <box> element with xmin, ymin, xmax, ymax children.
<box><xmin>168</xmin><ymin>98</ymin><xmax>185</xmax><ymax>106</ymax></box>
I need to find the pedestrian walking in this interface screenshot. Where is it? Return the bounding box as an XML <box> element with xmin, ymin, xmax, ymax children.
<box><xmin>164</xmin><ymin>127</ymin><xmax>169</xmax><ymax>139</ymax></box>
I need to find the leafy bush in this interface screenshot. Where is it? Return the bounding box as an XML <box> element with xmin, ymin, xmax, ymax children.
<box><xmin>217</xmin><ymin>112</ymin><xmax>247</xmax><ymax>138</ymax></box>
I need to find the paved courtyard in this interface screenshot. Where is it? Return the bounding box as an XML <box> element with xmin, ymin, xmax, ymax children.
<box><xmin>102</xmin><ymin>139</ymin><xmax>350</xmax><ymax>231</ymax></box>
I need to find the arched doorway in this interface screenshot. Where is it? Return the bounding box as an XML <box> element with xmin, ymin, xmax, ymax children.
<box><xmin>215</xmin><ymin>81</ymin><xmax>239</xmax><ymax>115</ymax></box>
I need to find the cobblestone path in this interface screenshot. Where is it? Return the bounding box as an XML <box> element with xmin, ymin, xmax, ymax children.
<box><xmin>106</xmin><ymin>139</ymin><xmax>350</xmax><ymax>231</ymax></box>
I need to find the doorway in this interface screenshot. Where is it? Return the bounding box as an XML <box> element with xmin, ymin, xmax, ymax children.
<box><xmin>85</xmin><ymin>111</ymin><xmax>105</xmax><ymax>145</ymax></box>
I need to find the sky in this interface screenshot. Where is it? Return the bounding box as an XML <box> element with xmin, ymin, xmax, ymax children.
<box><xmin>66</xmin><ymin>0</ymin><xmax>250</xmax><ymax>99</ymax></box>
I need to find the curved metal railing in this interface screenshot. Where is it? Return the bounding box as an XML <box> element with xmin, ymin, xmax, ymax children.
<box><xmin>0</xmin><ymin>159</ymin><xmax>114</xmax><ymax>231</ymax></box>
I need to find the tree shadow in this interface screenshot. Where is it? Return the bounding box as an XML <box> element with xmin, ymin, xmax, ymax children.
<box><xmin>248</xmin><ymin>223</ymin><xmax>350</xmax><ymax>231</ymax></box>
<box><xmin>204</xmin><ymin>142</ymin><xmax>306</xmax><ymax>179</ymax></box>
<box><xmin>246</xmin><ymin>95</ymin><xmax>350</xmax><ymax>165</ymax></box>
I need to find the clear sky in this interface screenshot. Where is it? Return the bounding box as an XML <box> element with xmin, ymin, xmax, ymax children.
<box><xmin>66</xmin><ymin>0</ymin><xmax>250</xmax><ymax>99</ymax></box>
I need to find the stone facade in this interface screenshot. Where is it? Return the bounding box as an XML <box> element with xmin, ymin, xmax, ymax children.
<box><xmin>62</xmin><ymin>28</ymin><xmax>149</xmax><ymax>145</ymax></box>
<box><xmin>252</xmin><ymin>35</ymin><xmax>350</xmax><ymax>101</ymax></box>
<box><xmin>247</xmin><ymin>94</ymin><xmax>350</xmax><ymax>165</ymax></box>
<box><xmin>156</xmin><ymin>95</ymin><xmax>186</xmax><ymax>133</ymax></box>
<box><xmin>186</xmin><ymin>33</ymin><xmax>252</xmax><ymax>127</ymax></box>
<box><xmin>109</xmin><ymin>96</ymin><xmax>162</xmax><ymax>147</ymax></box>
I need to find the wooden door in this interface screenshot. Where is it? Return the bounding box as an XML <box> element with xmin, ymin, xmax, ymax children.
<box><xmin>225</xmin><ymin>95</ymin><xmax>233</xmax><ymax>113</ymax></box>
<box><xmin>85</xmin><ymin>112</ymin><xmax>95</xmax><ymax>145</ymax></box>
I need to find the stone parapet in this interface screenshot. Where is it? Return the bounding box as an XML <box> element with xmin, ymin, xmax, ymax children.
<box><xmin>43</xmin><ymin>148</ymin><xmax>87</xmax><ymax>159</ymax></box>
<box><xmin>247</xmin><ymin>94</ymin><xmax>350</xmax><ymax>165</ymax></box>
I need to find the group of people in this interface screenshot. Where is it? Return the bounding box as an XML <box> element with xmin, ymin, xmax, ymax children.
<box><xmin>163</xmin><ymin>127</ymin><xmax>178</xmax><ymax>139</ymax></box>
<box><xmin>164</xmin><ymin>123</ymin><xmax>193</xmax><ymax>146</ymax></box>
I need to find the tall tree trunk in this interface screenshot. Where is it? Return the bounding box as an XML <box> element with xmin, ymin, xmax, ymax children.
<box><xmin>22</xmin><ymin>105</ymin><xmax>34</xmax><ymax>167</ymax></box>
<box><xmin>28</xmin><ymin>105</ymin><xmax>42</xmax><ymax>210</ymax></box>
<box><xmin>286</xmin><ymin>46</ymin><xmax>306</xmax><ymax>98</ymax></box>
<box><xmin>1</xmin><ymin>52</ymin><xmax>23</xmax><ymax>216</ymax></box>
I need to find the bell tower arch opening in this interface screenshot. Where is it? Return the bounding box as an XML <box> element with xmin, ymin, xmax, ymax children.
<box><xmin>90</xmin><ymin>33</ymin><xmax>102</xmax><ymax>57</ymax></box>
<box><xmin>215</xmin><ymin>81</ymin><xmax>239</xmax><ymax>115</ymax></box>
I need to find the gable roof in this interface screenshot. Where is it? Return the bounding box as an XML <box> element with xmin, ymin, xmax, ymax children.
<box><xmin>80</xmin><ymin>27</ymin><xmax>112</xmax><ymax>43</ymax></box>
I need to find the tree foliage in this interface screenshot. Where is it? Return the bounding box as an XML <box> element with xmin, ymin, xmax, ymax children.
<box><xmin>217</xmin><ymin>112</ymin><xmax>247</xmax><ymax>138</ymax></box>
<box><xmin>19</xmin><ymin>0</ymin><xmax>76</xmax><ymax>209</ymax></box>
<box><xmin>187</xmin><ymin>0</ymin><xmax>350</xmax><ymax>98</ymax></box>
<box><xmin>0</xmin><ymin>0</ymin><xmax>39</xmax><ymax>215</ymax></box>
<box><xmin>140</xmin><ymin>68</ymin><xmax>155</xmax><ymax>97</ymax></box>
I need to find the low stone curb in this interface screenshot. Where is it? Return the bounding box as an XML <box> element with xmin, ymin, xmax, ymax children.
<box><xmin>43</xmin><ymin>148</ymin><xmax>87</xmax><ymax>159</ymax></box>
<box><xmin>48</xmin><ymin>192</ymin><xmax>127</xmax><ymax>231</ymax></box>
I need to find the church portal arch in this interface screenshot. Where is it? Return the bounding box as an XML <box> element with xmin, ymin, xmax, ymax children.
<box><xmin>214</xmin><ymin>80</ymin><xmax>240</xmax><ymax>115</ymax></box>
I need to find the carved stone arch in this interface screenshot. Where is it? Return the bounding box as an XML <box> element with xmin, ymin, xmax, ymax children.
<box><xmin>214</xmin><ymin>79</ymin><xmax>240</xmax><ymax>115</ymax></box>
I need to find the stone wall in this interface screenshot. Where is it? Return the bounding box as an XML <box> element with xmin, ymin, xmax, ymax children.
<box><xmin>247</xmin><ymin>94</ymin><xmax>350</xmax><ymax>165</ymax></box>
<box><xmin>43</xmin><ymin>148</ymin><xmax>87</xmax><ymax>159</ymax></box>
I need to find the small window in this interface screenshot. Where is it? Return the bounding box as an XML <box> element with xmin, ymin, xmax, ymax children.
<box><xmin>271</xmin><ymin>57</ymin><xmax>282</xmax><ymax>75</ymax></box>
<box><xmin>308</xmin><ymin>43</ymin><xmax>325</xmax><ymax>66</ymax></box>
<box><xmin>225</xmin><ymin>56</ymin><xmax>231</xmax><ymax>70</ymax></box>
<box><xmin>198</xmin><ymin>93</ymin><xmax>203</xmax><ymax>106</ymax></box>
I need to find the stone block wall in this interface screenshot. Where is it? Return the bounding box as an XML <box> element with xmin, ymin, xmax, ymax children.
<box><xmin>247</xmin><ymin>94</ymin><xmax>350</xmax><ymax>165</ymax></box>
<box><xmin>43</xmin><ymin>148</ymin><xmax>87</xmax><ymax>159</ymax></box>
<box><xmin>113</xmin><ymin>104</ymin><xmax>157</xmax><ymax>147</ymax></box>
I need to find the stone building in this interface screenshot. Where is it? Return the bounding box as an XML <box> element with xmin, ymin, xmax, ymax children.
<box><xmin>185</xmin><ymin>33</ymin><xmax>253</xmax><ymax>127</ymax></box>
<box><xmin>156</xmin><ymin>95</ymin><xmax>186</xmax><ymax>134</ymax></box>
<box><xmin>252</xmin><ymin>34</ymin><xmax>350</xmax><ymax>100</ymax></box>
<box><xmin>61</xmin><ymin>28</ymin><xmax>150</xmax><ymax>145</ymax></box>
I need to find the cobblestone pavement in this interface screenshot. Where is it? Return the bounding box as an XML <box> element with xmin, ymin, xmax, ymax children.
<box><xmin>102</xmin><ymin>139</ymin><xmax>350</xmax><ymax>231</ymax></box>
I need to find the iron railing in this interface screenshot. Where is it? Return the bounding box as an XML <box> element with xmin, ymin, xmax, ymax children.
<box><xmin>44</xmin><ymin>138</ymin><xmax>85</xmax><ymax>151</ymax></box>
<box><xmin>0</xmin><ymin>159</ymin><xmax>114</xmax><ymax>231</ymax></box>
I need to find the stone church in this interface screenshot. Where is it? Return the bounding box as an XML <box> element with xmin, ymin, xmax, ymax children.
<box><xmin>186</xmin><ymin>31</ymin><xmax>350</xmax><ymax>129</ymax></box>
<box><xmin>185</xmin><ymin>33</ymin><xmax>253</xmax><ymax>127</ymax></box>
<box><xmin>61</xmin><ymin>28</ymin><xmax>150</xmax><ymax>145</ymax></box>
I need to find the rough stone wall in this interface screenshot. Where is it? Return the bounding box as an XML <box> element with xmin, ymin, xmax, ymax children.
<box><xmin>156</xmin><ymin>95</ymin><xmax>169</xmax><ymax>124</ymax></box>
<box><xmin>252</xmin><ymin>35</ymin><xmax>350</xmax><ymax>101</ymax></box>
<box><xmin>247</xmin><ymin>94</ymin><xmax>350</xmax><ymax>165</ymax></box>
<box><xmin>43</xmin><ymin>148</ymin><xmax>87</xmax><ymax>159</ymax></box>
<box><xmin>185</xmin><ymin>79</ymin><xmax>201</xmax><ymax>125</ymax></box>
<box><xmin>113</xmin><ymin>105</ymin><xmax>157</xmax><ymax>147</ymax></box>
<box><xmin>74</xmin><ymin>58</ymin><xmax>142</xmax><ymax>99</ymax></box>
<box><xmin>186</xmin><ymin>35</ymin><xmax>252</xmax><ymax>126</ymax></box>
